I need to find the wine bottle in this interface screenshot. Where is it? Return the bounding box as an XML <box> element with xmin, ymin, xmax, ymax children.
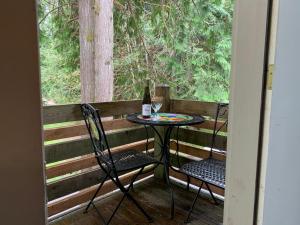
<box><xmin>142</xmin><ymin>79</ymin><xmax>151</xmax><ymax>118</ymax></box>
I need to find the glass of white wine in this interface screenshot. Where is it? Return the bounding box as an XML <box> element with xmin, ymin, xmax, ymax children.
<box><xmin>151</xmin><ymin>97</ymin><xmax>163</xmax><ymax>120</ymax></box>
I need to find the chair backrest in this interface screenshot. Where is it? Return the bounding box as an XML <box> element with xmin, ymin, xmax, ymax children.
<box><xmin>209</xmin><ymin>103</ymin><xmax>229</xmax><ymax>157</ymax></box>
<box><xmin>80</xmin><ymin>103</ymin><xmax>115</xmax><ymax>170</ymax></box>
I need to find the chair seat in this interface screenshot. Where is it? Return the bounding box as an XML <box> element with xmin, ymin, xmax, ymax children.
<box><xmin>180</xmin><ymin>158</ymin><xmax>226</xmax><ymax>189</ymax></box>
<box><xmin>102</xmin><ymin>150</ymin><xmax>158</xmax><ymax>173</ymax></box>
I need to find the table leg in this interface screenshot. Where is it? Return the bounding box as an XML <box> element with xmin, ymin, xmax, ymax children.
<box><xmin>151</xmin><ymin>125</ymin><xmax>175</xmax><ymax>219</ymax></box>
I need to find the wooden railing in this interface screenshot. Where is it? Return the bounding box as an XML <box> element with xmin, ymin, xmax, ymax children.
<box><xmin>43</xmin><ymin>86</ymin><xmax>227</xmax><ymax>218</ymax></box>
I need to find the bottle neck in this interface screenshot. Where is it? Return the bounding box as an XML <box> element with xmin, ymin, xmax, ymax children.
<box><xmin>143</xmin><ymin>88</ymin><xmax>150</xmax><ymax>100</ymax></box>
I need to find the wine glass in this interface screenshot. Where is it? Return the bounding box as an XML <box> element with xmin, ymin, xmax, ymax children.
<box><xmin>151</xmin><ymin>97</ymin><xmax>163</xmax><ymax>120</ymax></box>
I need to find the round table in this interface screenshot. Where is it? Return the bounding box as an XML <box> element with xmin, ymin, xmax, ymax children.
<box><xmin>127</xmin><ymin>112</ymin><xmax>204</xmax><ymax>218</ymax></box>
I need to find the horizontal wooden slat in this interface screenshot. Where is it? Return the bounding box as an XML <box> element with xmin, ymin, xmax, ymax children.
<box><xmin>47</xmin><ymin>170</ymin><xmax>153</xmax><ymax>216</ymax></box>
<box><xmin>171</xmin><ymin>99</ymin><xmax>218</xmax><ymax>117</ymax></box>
<box><xmin>45</xmin><ymin>138</ymin><xmax>90</xmax><ymax>164</ymax></box>
<box><xmin>173</xmin><ymin>127</ymin><xmax>227</xmax><ymax>150</ymax></box>
<box><xmin>191</xmin><ymin>119</ymin><xmax>228</xmax><ymax>132</ymax></box>
<box><xmin>170</xmin><ymin>170</ymin><xmax>225</xmax><ymax>196</ymax></box>
<box><xmin>45</xmin><ymin>127</ymin><xmax>154</xmax><ymax>163</ymax></box>
<box><xmin>47</xmin><ymin>167</ymin><xmax>105</xmax><ymax>201</ymax></box>
<box><xmin>44</xmin><ymin>119</ymin><xmax>138</xmax><ymax>141</ymax></box>
<box><xmin>170</xmin><ymin>141</ymin><xmax>226</xmax><ymax>161</ymax></box>
<box><xmin>46</xmin><ymin>140</ymin><xmax>154</xmax><ymax>179</ymax></box>
<box><xmin>43</xmin><ymin>100</ymin><xmax>142</xmax><ymax>124</ymax></box>
<box><xmin>47</xmin><ymin>154</ymin><xmax>95</xmax><ymax>180</ymax></box>
<box><xmin>171</xmin><ymin>99</ymin><xmax>229</xmax><ymax>121</ymax></box>
<box><xmin>45</xmin><ymin>124</ymin><xmax>86</xmax><ymax>142</ymax></box>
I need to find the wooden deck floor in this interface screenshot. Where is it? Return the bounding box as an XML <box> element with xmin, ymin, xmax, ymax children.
<box><xmin>50</xmin><ymin>177</ymin><xmax>223</xmax><ymax>225</ymax></box>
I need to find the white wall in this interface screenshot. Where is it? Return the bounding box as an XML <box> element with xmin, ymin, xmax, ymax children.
<box><xmin>0</xmin><ymin>1</ymin><xmax>46</xmax><ymax>225</ymax></box>
<box><xmin>262</xmin><ymin>1</ymin><xmax>300</xmax><ymax>225</ymax></box>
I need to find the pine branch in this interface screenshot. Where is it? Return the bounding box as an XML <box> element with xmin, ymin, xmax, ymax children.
<box><xmin>39</xmin><ymin>2</ymin><xmax>76</xmax><ymax>25</ymax></box>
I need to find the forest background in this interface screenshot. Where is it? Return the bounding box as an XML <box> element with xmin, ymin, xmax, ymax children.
<box><xmin>38</xmin><ymin>0</ymin><xmax>233</xmax><ymax>105</ymax></box>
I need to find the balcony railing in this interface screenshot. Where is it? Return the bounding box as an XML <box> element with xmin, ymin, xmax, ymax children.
<box><xmin>43</xmin><ymin>86</ymin><xmax>227</xmax><ymax>218</ymax></box>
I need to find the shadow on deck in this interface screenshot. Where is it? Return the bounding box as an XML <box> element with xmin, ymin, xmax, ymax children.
<box><xmin>50</xmin><ymin>177</ymin><xmax>223</xmax><ymax>225</ymax></box>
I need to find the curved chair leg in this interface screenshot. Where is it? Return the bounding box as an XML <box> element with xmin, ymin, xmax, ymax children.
<box><xmin>185</xmin><ymin>181</ymin><xmax>203</xmax><ymax>223</ymax></box>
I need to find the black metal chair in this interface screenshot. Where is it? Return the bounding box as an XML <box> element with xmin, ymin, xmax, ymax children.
<box><xmin>81</xmin><ymin>103</ymin><xmax>160</xmax><ymax>225</ymax></box>
<box><xmin>179</xmin><ymin>103</ymin><xmax>228</xmax><ymax>223</ymax></box>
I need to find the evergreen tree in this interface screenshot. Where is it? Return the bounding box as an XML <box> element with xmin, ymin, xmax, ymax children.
<box><xmin>38</xmin><ymin>0</ymin><xmax>233</xmax><ymax>104</ymax></box>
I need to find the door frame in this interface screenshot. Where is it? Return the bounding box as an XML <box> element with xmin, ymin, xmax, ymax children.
<box><xmin>224</xmin><ymin>0</ymin><xmax>273</xmax><ymax>225</ymax></box>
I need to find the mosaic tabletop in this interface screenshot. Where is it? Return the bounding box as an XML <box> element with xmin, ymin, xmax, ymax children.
<box><xmin>127</xmin><ymin>113</ymin><xmax>204</xmax><ymax>126</ymax></box>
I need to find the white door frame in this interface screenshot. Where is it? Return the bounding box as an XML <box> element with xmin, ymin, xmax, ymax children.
<box><xmin>224</xmin><ymin>0</ymin><xmax>272</xmax><ymax>225</ymax></box>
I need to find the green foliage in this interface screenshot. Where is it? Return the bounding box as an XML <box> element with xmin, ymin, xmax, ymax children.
<box><xmin>114</xmin><ymin>0</ymin><xmax>233</xmax><ymax>102</ymax></box>
<box><xmin>38</xmin><ymin>0</ymin><xmax>80</xmax><ymax>104</ymax></box>
<box><xmin>39</xmin><ymin>0</ymin><xmax>233</xmax><ymax>104</ymax></box>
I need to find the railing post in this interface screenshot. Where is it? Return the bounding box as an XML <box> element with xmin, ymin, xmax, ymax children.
<box><xmin>154</xmin><ymin>85</ymin><xmax>170</xmax><ymax>179</ymax></box>
<box><xmin>155</xmin><ymin>84</ymin><xmax>170</xmax><ymax>113</ymax></box>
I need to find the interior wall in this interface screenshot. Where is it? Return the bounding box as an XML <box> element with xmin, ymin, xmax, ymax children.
<box><xmin>224</xmin><ymin>0</ymin><xmax>270</xmax><ymax>224</ymax></box>
<box><xmin>262</xmin><ymin>1</ymin><xmax>300</xmax><ymax>225</ymax></box>
<box><xmin>0</xmin><ymin>1</ymin><xmax>46</xmax><ymax>225</ymax></box>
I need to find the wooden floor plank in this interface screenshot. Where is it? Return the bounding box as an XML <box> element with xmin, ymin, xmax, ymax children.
<box><xmin>49</xmin><ymin>178</ymin><xmax>223</xmax><ymax>225</ymax></box>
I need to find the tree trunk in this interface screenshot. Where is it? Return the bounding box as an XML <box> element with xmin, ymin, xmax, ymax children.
<box><xmin>79</xmin><ymin>0</ymin><xmax>114</xmax><ymax>103</ymax></box>
<box><xmin>79</xmin><ymin>0</ymin><xmax>95</xmax><ymax>103</ymax></box>
<box><xmin>94</xmin><ymin>0</ymin><xmax>114</xmax><ymax>102</ymax></box>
